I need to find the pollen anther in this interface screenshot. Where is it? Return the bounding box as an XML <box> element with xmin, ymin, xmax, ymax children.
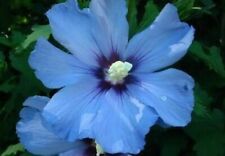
<box><xmin>107</xmin><ymin>61</ymin><xmax>133</xmax><ymax>85</ymax></box>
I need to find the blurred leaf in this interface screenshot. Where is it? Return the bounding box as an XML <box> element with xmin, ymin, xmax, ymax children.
<box><xmin>200</xmin><ymin>0</ymin><xmax>215</xmax><ymax>6</ymax></box>
<box><xmin>127</xmin><ymin>0</ymin><xmax>138</xmax><ymax>37</ymax></box>
<box><xmin>161</xmin><ymin>133</ymin><xmax>188</xmax><ymax>156</ymax></box>
<box><xmin>193</xmin><ymin>84</ymin><xmax>212</xmax><ymax>117</ymax></box>
<box><xmin>0</xmin><ymin>78</ymin><xmax>16</xmax><ymax>93</ymax></box>
<box><xmin>10</xmin><ymin>50</ymin><xmax>32</xmax><ymax>75</ymax></box>
<box><xmin>11</xmin><ymin>0</ymin><xmax>33</xmax><ymax>9</ymax></box>
<box><xmin>221</xmin><ymin>14</ymin><xmax>225</xmax><ymax>48</ymax></box>
<box><xmin>0</xmin><ymin>51</ymin><xmax>7</xmax><ymax>73</ymax></box>
<box><xmin>186</xmin><ymin>109</ymin><xmax>225</xmax><ymax>156</ymax></box>
<box><xmin>1</xmin><ymin>143</ymin><xmax>24</xmax><ymax>156</ymax></box>
<box><xmin>11</xmin><ymin>31</ymin><xmax>26</xmax><ymax>47</ymax></box>
<box><xmin>0</xmin><ymin>75</ymin><xmax>47</xmax><ymax>119</ymax></box>
<box><xmin>78</xmin><ymin>0</ymin><xmax>90</xmax><ymax>8</ymax></box>
<box><xmin>0</xmin><ymin>75</ymin><xmax>44</xmax><ymax>115</ymax></box>
<box><xmin>0</xmin><ymin>48</ymin><xmax>48</xmax><ymax>116</ymax></box>
<box><xmin>0</xmin><ymin>1</ymin><xmax>12</xmax><ymax>30</ymax></box>
<box><xmin>194</xmin><ymin>132</ymin><xmax>225</xmax><ymax>156</ymax></box>
<box><xmin>190</xmin><ymin>42</ymin><xmax>225</xmax><ymax>78</ymax></box>
<box><xmin>0</xmin><ymin>51</ymin><xmax>5</xmax><ymax>60</ymax></box>
<box><xmin>138</xmin><ymin>1</ymin><xmax>159</xmax><ymax>32</ymax></box>
<box><xmin>175</xmin><ymin>0</ymin><xmax>195</xmax><ymax>20</ymax></box>
<box><xmin>20</xmin><ymin>25</ymin><xmax>51</xmax><ymax>50</ymax></box>
<box><xmin>0</xmin><ymin>36</ymin><xmax>11</xmax><ymax>47</ymax></box>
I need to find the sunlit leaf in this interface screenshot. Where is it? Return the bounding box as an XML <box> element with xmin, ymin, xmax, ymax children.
<box><xmin>1</xmin><ymin>144</ymin><xmax>24</xmax><ymax>156</ymax></box>
<box><xmin>21</xmin><ymin>25</ymin><xmax>51</xmax><ymax>50</ymax></box>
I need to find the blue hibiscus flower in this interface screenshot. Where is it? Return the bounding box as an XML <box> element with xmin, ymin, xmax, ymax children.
<box><xmin>16</xmin><ymin>96</ymin><xmax>94</xmax><ymax>156</ymax></box>
<box><xmin>17</xmin><ymin>96</ymin><xmax>130</xmax><ymax>156</ymax></box>
<box><xmin>28</xmin><ymin>0</ymin><xmax>195</xmax><ymax>154</ymax></box>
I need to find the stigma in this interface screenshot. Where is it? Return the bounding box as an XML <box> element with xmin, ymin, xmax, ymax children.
<box><xmin>107</xmin><ymin>61</ymin><xmax>133</xmax><ymax>85</ymax></box>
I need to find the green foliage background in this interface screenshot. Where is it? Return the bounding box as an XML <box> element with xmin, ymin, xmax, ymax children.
<box><xmin>0</xmin><ymin>0</ymin><xmax>225</xmax><ymax>155</ymax></box>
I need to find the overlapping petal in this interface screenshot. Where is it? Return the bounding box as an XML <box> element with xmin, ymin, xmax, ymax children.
<box><xmin>59</xmin><ymin>147</ymin><xmax>93</xmax><ymax>156</ymax></box>
<box><xmin>42</xmin><ymin>80</ymin><xmax>158</xmax><ymax>154</ymax></box>
<box><xmin>92</xmin><ymin>90</ymin><xmax>158</xmax><ymax>154</ymax></box>
<box><xmin>90</xmin><ymin>0</ymin><xmax>129</xmax><ymax>54</ymax></box>
<box><xmin>47</xmin><ymin>0</ymin><xmax>129</xmax><ymax>66</ymax></box>
<box><xmin>42</xmin><ymin>78</ymin><xmax>101</xmax><ymax>141</ymax></box>
<box><xmin>124</xmin><ymin>4</ymin><xmax>194</xmax><ymax>72</ymax></box>
<box><xmin>16</xmin><ymin>96</ymin><xmax>85</xmax><ymax>155</ymax></box>
<box><xmin>129</xmin><ymin>69</ymin><xmax>194</xmax><ymax>126</ymax></box>
<box><xmin>46</xmin><ymin>0</ymin><xmax>100</xmax><ymax>66</ymax></box>
<box><xmin>29</xmin><ymin>38</ymin><xmax>93</xmax><ymax>89</ymax></box>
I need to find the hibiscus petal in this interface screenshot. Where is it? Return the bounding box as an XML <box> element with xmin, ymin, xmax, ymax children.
<box><xmin>23</xmin><ymin>96</ymin><xmax>49</xmax><ymax>111</ymax></box>
<box><xmin>90</xmin><ymin>0</ymin><xmax>129</xmax><ymax>55</ymax></box>
<box><xmin>59</xmin><ymin>145</ymin><xmax>96</xmax><ymax>156</ymax></box>
<box><xmin>129</xmin><ymin>69</ymin><xmax>194</xmax><ymax>126</ymax></box>
<box><xmin>46</xmin><ymin>0</ymin><xmax>101</xmax><ymax>66</ymax></box>
<box><xmin>16</xmin><ymin>96</ymin><xmax>85</xmax><ymax>155</ymax></box>
<box><xmin>42</xmin><ymin>78</ymin><xmax>101</xmax><ymax>142</ymax></box>
<box><xmin>124</xmin><ymin>4</ymin><xmax>194</xmax><ymax>72</ymax></box>
<box><xmin>29</xmin><ymin>38</ymin><xmax>93</xmax><ymax>89</ymax></box>
<box><xmin>92</xmin><ymin>90</ymin><xmax>158</xmax><ymax>154</ymax></box>
<box><xmin>42</xmin><ymin>80</ymin><xmax>158</xmax><ymax>154</ymax></box>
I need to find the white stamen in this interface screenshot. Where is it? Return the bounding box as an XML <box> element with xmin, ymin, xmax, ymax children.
<box><xmin>96</xmin><ymin>143</ymin><xmax>104</xmax><ymax>156</ymax></box>
<box><xmin>107</xmin><ymin>61</ymin><xmax>133</xmax><ymax>85</ymax></box>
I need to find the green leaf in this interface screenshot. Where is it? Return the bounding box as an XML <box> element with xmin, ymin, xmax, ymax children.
<box><xmin>175</xmin><ymin>0</ymin><xmax>195</xmax><ymax>20</ymax></box>
<box><xmin>127</xmin><ymin>0</ymin><xmax>138</xmax><ymax>37</ymax></box>
<box><xmin>77</xmin><ymin>0</ymin><xmax>90</xmax><ymax>8</ymax></box>
<box><xmin>21</xmin><ymin>25</ymin><xmax>51</xmax><ymax>50</ymax></box>
<box><xmin>161</xmin><ymin>133</ymin><xmax>188</xmax><ymax>156</ymax></box>
<box><xmin>10</xmin><ymin>49</ymin><xmax>32</xmax><ymax>75</ymax></box>
<box><xmin>0</xmin><ymin>73</ymin><xmax>47</xmax><ymax>116</ymax></box>
<box><xmin>11</xmin><ymin>31</ymin><xmax>26</xmax><ymax>47</ymax></box>
<box><xmin>193</xmin><ymin>84</ymin><xmax>212</xmax><ymax>117</ymax></box>
<box><xmin>138</xmin><ymin>1</ymin><xmax>159</xmax><ymax>32</ymax></box>
<box><xmin>1</xmin><ymin>144</ymin><xmax>24</xmax><ymax>156</ymax></box>
<box><xmin>194</xmin><ymin>132</ymin><xmax>225</xmax><ymax>156</ymax></box>
<box><xmin>186</xmin><ymin>109</ymin><xmax>225</xmax><ymax>156</ymax></box>
<box><xmin>200</xmin><ymin>0</ymin><xmax>215</xmax><ymax>6</ymax></box>
<box><xmin>0</xmin><ymin>77</ymin><xmax>16</xmax><ymax>93</ymax></box>
<box><xmin>10</xmin><ymin>0</ymin><xmax>33</xmax><ymax>9</ymax></box>
<box><xmin>190</xmin><ymin>42</ymin><xmax>225</xmax><ymax>78</ymax></box>
<box><xmin>0</xmin><ymin>48</ymin><xmax>48</xmax><ymax>116</ymax></box>
<box><xmin>0</xmin><ymin>51</ymin><xmax>7</xmax><ymax>73</ymax></box>
<box><xmin>0</xmin><ymin>36</ymin><xmax>11</xmax><ymax>47</ymax></box>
